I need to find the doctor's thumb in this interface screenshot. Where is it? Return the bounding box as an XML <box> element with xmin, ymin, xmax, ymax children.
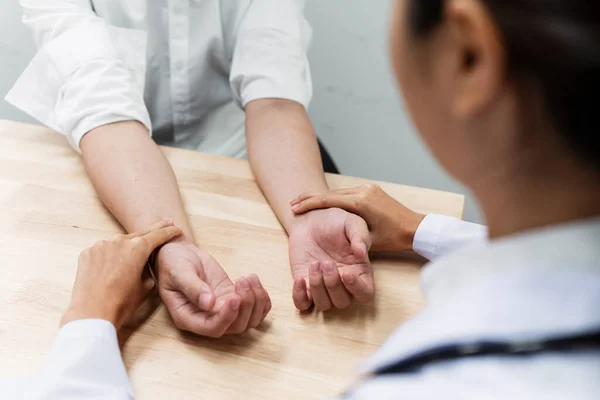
<box><xmin>346</xmin><ymin>216</ymin><xmax>372</xmax><ymax>260</ymax></box>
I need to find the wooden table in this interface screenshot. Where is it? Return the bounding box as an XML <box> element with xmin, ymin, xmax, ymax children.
<box><xmin>0</xmin><ymin>120</ymin><xmax>464</xmax><ymax>399</ymax></box>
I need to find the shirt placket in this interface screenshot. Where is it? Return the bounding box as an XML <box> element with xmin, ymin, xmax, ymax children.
<box><xmin>168</xmin><ymin>0</ymin><xmax>191</xmax><ymax>141</ymax></box>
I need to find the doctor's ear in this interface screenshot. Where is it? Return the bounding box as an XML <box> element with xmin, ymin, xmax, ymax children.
<box><xmin>440</xmin><ymin>0</ymin><xmax>506</xmax><ymax>118</ymax></box>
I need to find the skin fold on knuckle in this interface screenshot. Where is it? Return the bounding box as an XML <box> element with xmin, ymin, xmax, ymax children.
<box><xmin>210</xmin><ymin>326</ymin><xmax>228</xmax><ymax>338</ymax></box>
<box><xmin>333</xmin><ymin>299</ymin><xmax>352</xmax><ymax>309</ymax></box>
<box><xmin>241</xmin><ymin>294</ymin><xmax>254</xmax><ymax>308</ymax></box>
<box><xmin>316</xmin><ymin>303</ymin><xmax>332</xmax><ymax>312</ymax></box>
<box><xmin>311</xmin><ymin>279</ymin><xmax>325</xmax><ymax>290</ymax></box>
<box><xmin>325</xmin><ymin>273</ymin><xmax>343</xmax><ymax>288</ymax></box>
<box><xmin>363</xmin><ymin>184</ymin><xmax>376</xmax><ymax>193</ymax></box>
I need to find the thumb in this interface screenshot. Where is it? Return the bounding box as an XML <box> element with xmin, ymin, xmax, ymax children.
<box><xmin>345</xmin><ymin>215</ymin><xmax>371</xmax><ymax>260</ymax></box>
<box><xmin>172</xmin><ymin>266</ymin><xmax>216</xmax><ymax>311</ymax></box>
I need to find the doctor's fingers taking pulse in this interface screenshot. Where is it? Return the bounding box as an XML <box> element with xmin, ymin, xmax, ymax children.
<box><xmin>61</xmin><ymin>219</ymin><xmax>182</xmax><ymax>330</ymax></box>
<box><xmin>291</xmin><ymin>185</ymin><xmax>425</xmax><ymax>253</ymax></box>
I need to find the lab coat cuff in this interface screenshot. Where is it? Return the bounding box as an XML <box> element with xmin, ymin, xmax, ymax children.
<box><xmin>58</xmin><ymin>318</ymin><xmax>118</xmax><ymax>337</ymax></box>
<box><xmin>30</xmin><ymin>319</ymin><xmax>134</xmax><ymax>398</ymax></box>
<box><xmin>414</xmin><ymin>214</ymin><xmax>488</xmax><ymax>261</ymax></box>
<box><xmin>413</xmin><ymin>214</ymin><xmax>456</xmax><ymax>261</ymax></box>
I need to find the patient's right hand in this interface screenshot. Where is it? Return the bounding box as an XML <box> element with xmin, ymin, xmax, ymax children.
<box><xmin>156</xmin><ymin>242</ymin><xmax>271</xmax><ymax>337</ymax></box>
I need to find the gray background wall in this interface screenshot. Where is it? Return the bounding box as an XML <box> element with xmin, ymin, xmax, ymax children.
<box><xmin>0</xmin><ymin>0</ymin><xmax>481</xmax><ymax>222</ymax></box>
<box><xmin>0</xmin><ymin>1</ymin><xmax>36</xmax><ymax>124</ymax></box>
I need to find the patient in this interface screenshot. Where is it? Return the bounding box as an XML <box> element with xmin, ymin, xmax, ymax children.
<box><xmin>1</xmin><ymin>0</ymin><xmax>599</xmax><ymax>397</ymax></box>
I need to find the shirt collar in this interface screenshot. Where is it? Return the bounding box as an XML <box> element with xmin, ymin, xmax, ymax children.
<box><xmin>360</xmin><ymin>216</ymin><xmax>600</xmax><ymax>374</ymax></box>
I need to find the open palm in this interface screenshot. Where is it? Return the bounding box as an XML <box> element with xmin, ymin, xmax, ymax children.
<box><xmin>289</xmin><ymin>208</ymin><xmax>374</xmax><ymax>311</ymax></box>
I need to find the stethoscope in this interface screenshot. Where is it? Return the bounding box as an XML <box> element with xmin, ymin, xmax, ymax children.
<box><xmin>375</xmin><ymin>328</ymin><xmax>600</xmax><ymax>375</ymax></box>
<box><xmin>342</xmin><ymin>328</ymin><xmax>600</xmax><ymax>397</ymax></box>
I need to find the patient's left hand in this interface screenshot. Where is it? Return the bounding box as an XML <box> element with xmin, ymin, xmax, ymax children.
<box><xmin>288</xmin><ymin>208</ymin><xmax>374</xmax><ymax>311</ymax></box>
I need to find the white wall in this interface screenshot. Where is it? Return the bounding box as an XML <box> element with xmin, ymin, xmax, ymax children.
<box><xmin>304</xmin><ymin>0</ymin><xmax>481</xmax><ymax>222</ymax></box>
<box><xmin>0</xmin><ymin>0</ymin><xmax>36</xmax><ymax>124</ymax></box>
<box><xmin>0</xmin><ymin>0</ymin><xmax>481</xmax><ymax>222</ymax></box>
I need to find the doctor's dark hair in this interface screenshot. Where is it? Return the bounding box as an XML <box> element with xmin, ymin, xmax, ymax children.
<box><xmin>409</xmin><ymin>0</ymin><xmax>600</xmax><ymax>170</ymax></box>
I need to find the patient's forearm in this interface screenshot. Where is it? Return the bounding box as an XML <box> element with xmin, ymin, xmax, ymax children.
<box><xmin>80</xmin><ymin>121</ymin><xmax>194</xmax><ymax>241</ymax></box>
<box><xmin>245</xmin><ymin>99</ymin><xmax>329</xmax><ymax>233</ymax></box>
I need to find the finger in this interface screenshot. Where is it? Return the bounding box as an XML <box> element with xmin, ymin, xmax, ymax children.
<box><xmin>309</xmin><ymin>262</ymin><xmax>332</xmax><ymax>311</ymax></box>
<box><xmin>345</xmin><ymin>216</ymin><xmax>372</xmax><ymax>261</ymax></box>
<box><xmin>290</xmin><ymin>188</ymin><xmax>359</xmax><ymax>206</ymax></box>
<box><xmin>292</xmin><ymin>277</ymin><xmax>312</xmax><ymax>311</ymax></box>
<box><xmin>143</xmin><ymin>276</ymin><xmax>156</xmax><ymax>296</ymax></box>
<box><xmin>263</xmin><ymin>291</ymin><xmax>272</xmax><ymax>318</ymax></box>
<box><xmin>248</xmin><ymin>274</ymin><xmax>267</xmax><ymax>328</ymax></box>
<box><xmin>126</xmin><ymin>218</ymin><xmax>174</xmax><ymax>238</ymax></box>
<box><xmin>291</xmin><ymin>194</ymin><xmax>361</xmax><ymax>215</ymax></box>
<box><xmin>341</xmin><ymin>273</ymin><xmax>375</xmax><ymax>304</ymax></box>
<box><xmin>322</xmin><ymin>261</ymin><xmax>353</xmax><ymax>309</ymax></box>
<box><xmin>141</xmin><ymin>225</ymin><xmax>182</xmax><ymax>252</ymax></box>
<box><xmin>172</xmin><ymin>266</ymin><xmax>216</xmax><ymax>311</ymax></box>
<box><xmin>227</xmin><ymin>277</ymin><xmax>255</xmax><ymax>334</ymax></box>
<box><xmin>130</xmin><ymin>277</ymin><xmax>156</xmax><ymax>312</ymax></box>
<box><xmin>182</xmin><ymin>295</ymin><xmax>242</xmax><ymax>338</ymax></box>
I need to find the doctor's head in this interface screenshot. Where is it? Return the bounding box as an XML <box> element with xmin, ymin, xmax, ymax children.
<box><xmin>389</xmin><ymin>0</ymin><xmax>600</xmax><ymax>191</ymax></box>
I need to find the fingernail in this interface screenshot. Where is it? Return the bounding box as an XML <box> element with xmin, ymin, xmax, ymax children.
<box><xmin>361</xmin><ymin>243</ymin><xmax>368</xmax><ymax>255</ymax></box>
<box><xmin>310</xmin><ymin>263</ymin><xmax>320</xmax><ymax>274</ymax></box>
<box><xmin>290</xmin><ymin>198</ymin><xmax>298</xmax><ymax>205</ymax></box>
<box><xmin>199</xmin><ymin>293</ymin><xmax>213</xmax><ymax>309</ymax></box>
<box><xmin>323</xmin><ymin>262</ymin><xmax>334</xmax><ymax>274</ymax></box>
<box><xmin>240</xmin><ymin>278</ymin><xmax>251</xmax><ymax>290</ymax></box>
<box><xmin>343</xmin><ymin>274</ymin><xmax>356</xmax><ymax>285</ymax></box>
<box><xmin>251</xmin><ymin>275</ymin><xmax>262</xmax><ymax>288</ymax></box>
<box><xmin>291</xmin><ymin>204</ymin><xmax>300</xmax><ymax>211</ymax></box>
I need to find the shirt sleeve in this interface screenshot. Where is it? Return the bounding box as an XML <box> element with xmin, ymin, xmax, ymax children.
<box><xmin>4</xmin><ymin>0</ymin><xmax>151</xmax><ymax>152</ymax></box>
<box><xmin>23</xmin><ymin>319</ymin><xmax>134</xmax><ymax>400</ymax></box>
<box><xmin>229</xmin><ymin>0</ymin><xmax>313</xmax><ymax>109</ymax></box>
<box><xmin>413</xmin><ymin>214</ymin><xmax>488</xmax><ymax>261</ymax></box>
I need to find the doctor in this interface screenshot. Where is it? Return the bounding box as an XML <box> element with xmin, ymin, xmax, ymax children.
<box><xmin>6</xmin><ymin>0</ymin><xmax>375</xmax><ymax>337</ymax></box>
<box><xmin>2</xmin><ymin>0</ymin><xmax>599</xmax><ymax>397</ymax></box>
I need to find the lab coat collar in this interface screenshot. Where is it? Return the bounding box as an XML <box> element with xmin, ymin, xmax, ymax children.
<box><xmin>360</xmin><ymin>216</ymin><xmax>600</xmax><ymax>374</ymax></box>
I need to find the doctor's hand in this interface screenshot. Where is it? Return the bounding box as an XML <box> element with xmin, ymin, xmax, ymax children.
<box><xmin>156</xmin><ymin>242</ymin><xmax>271</xmax><ymax>337</ymax></box>
<box><xmin>61</xmin><ymin>219</ymin><xmax>182</xmax><ymax>330</ymax></box>
<box><xmin>288</xmin><ymin>208</ymin><xmax>374</xmax><ymax>311</ymax></box>
<box><xmin>291</xmin><ymin>185</ymin><xmax>425</xmax><ymax>252</ymax></box>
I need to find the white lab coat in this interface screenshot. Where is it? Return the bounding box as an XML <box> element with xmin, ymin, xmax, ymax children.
<box><xmin>2</xmin><ymin>215</ymin><xmax>600</xmax><ymax>399</ymax></box>
<box><xmin>6</xmin><ymin>0</ymin><xmax>312</xmax><ymax>157</ymax></box>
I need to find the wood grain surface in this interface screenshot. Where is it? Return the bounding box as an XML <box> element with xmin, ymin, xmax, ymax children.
<box><xmin>0</xmin><ymin>120</ymin><xmax>464</xmax><ymax>399</ymax></box>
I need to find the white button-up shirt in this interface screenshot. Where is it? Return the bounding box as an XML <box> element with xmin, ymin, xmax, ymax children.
<box><xmin>6</xmin><ymin>0</ymin><xmax>312</xmax><ymax>157</ymax></box>
<box><xmin>3</xmin><ymin>214</ymin><xmax>598</xmax><ymax>398</ymax></box>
